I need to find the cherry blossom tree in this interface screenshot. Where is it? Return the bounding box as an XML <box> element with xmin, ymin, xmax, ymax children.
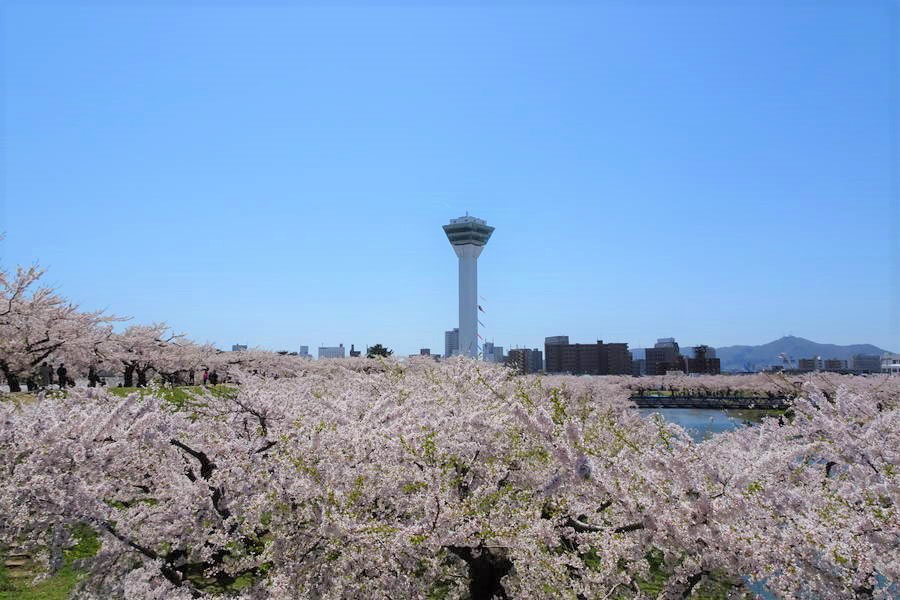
<box><xmin>2</xmin><ymin>359</ymin><xmax>896</xmax><ymax>598</ymax></box>
<box><xmin>107</xmin><ymin>324</ymin><xmax>186</xmax><ymax>387</ymax></box>
<box><xmin>0</xmin><ymin>263</ymin><xmax>118</xmax><ymax>392</ymax></box>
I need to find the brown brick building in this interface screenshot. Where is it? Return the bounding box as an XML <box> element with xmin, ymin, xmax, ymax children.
<box><xmin>645</xmin><ymin>338</ymin><xmax>681</xmax><ymax>375</ymax></box>
<box><xmin>544</xmin><ymin>337</ymin><xmax>633</xmax><ymax>375</ymax></box>
<box><xmin>506</xmin><ymin>348</ymin><xmax>543</xmax><ymax>375</ymax></box>
<box><xmin>686</xmin><ymin>345</ymin><xmax>721</xmax><ymax>375</ymax></box>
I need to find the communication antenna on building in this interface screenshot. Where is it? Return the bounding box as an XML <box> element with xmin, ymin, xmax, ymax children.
<box><xmin>477</xmin><ymin>295</ymin><xmax>487</xmax><ymax>349</ymax></box>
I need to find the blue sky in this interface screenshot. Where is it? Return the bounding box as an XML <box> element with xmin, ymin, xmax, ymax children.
<box><xmin>1</xmin><ymin>1</ymin><xmax>897</xmax><ymax>355</ymax></box>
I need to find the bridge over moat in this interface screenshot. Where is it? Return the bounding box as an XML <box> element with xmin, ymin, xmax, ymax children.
<box><xmin>630</xmin><ymin>395</ymin><xmax>788</xmax><ymax>410</ymax></box>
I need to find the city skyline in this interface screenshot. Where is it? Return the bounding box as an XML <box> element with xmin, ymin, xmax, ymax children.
<box><xmin>1</xmin><ymin>3</ymin><xmax>896</xmax><ymax>354</ymax></box>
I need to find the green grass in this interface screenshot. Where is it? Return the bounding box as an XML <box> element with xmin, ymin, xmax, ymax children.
<box><xmin>604</xmin><ymin>550</ymin><xmax>751</xmax><ymax>599</ymax></box>
<box><xmin>1</xmin><ymin>527</ymin><xmax>750</xmax><ymax>599</ymax></box>
<box><xmin>0</xmin><ymin>385</ymin><xmax>238</xmax><ymax>409</ymax></box>
<box><xmin>0</xmin><ymin>392</ymin><xmax>39</xmax><ymax>406</ymax></box>
<box><xmin>0</xmin><ymin>525</ymin><xmax>99</xmax><ymax>600</ymax></box>
<box><xmin>107</xmin><ymin>384</ymin><xmax>238</xmax><ymax>408</ymax></box>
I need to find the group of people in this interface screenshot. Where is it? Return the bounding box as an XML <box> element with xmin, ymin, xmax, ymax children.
<box><xmin>17</xmin><ymin>363</ymin><xmax>219</xmax><ymax>392</ymax></box>
<box><xmin>202</xmin><ymin>368</ymin><xmax>220</xmax><ymax>385</ymax></box>
<box><xmin>37</xmin><ymin>362</ymin><xmax>74</xmax><ymax>390</ymax></box>
<box><xmin>32</xmin><ymin>362</ymin><xmax>106</xmax><ymax>391</ymax></box>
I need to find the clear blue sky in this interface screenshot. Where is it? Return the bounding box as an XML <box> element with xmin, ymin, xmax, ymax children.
<box><xmin>1</xmin><ymin>1</ymin><xmax>898</xmax><ymax>355</ymax></box>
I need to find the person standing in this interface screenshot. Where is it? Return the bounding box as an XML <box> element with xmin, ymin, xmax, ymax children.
<box><xmin>48</xmin><ymin>364</ymin><xmax>55</xmax><ymax>387</ymax></box>
<box><xmin>56</xmin><ymin>364</ymin><xmax>68</xmax><ymax>390</ymax></box>
<box><xmin>39</xmin><ymin>362</ymin><xmax>52</xmax><ymax>388</ymax></box>
<box><xmin>202</xmin><ymin>368</ymin><xmax>209</xmax><ymax>386</ymax></box>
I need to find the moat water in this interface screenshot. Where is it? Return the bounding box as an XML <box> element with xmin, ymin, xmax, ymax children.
<box><xmin>639</xmin><ymin>407</ymin><xmax>776</xmax><ymax>442</ymax></box>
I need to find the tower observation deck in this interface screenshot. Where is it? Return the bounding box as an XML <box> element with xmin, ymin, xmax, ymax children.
<box><xmin>443</xmin><ymin>216</ymin><xmax>494</xmax><ymax>358</ymax></box>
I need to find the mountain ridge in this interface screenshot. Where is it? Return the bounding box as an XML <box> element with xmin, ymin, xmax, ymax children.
<box><xmin>714</xmin><ymin>335</ymin><xmax>892</xmax><ymax>372</ymax></box>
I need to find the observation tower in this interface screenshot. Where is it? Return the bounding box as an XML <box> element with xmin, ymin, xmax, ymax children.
<box><xmin>443</xmin><ymin>215</ymin><xmax>494</xmax><ymax>358</ymax></box>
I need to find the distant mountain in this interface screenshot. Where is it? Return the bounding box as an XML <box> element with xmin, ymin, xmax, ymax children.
<box><xmin>715</xmin><ymin>336</ymin><xmax>892</xmax><ymax>373</ymax></box>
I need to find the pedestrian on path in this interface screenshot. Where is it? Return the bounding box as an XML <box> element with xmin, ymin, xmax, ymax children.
<box><xmin>39</xmin><ymin>363</ymin><xmax>52</xmax><ymax>388</ymax></box>
<box><xmin>56</xmin><ymin>364</ymin><xmax>67</xmax><ymax>390</ymax></box>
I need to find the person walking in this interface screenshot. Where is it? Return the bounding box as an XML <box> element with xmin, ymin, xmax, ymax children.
<box><xmin>56</xmin><ymin>364</ymin><xmax>68</xmax><ymax>390</ymax></box>
<box><xmin>88</xmin><ymin>366</ymin><xmax>99</xmax><ymax>388</ymax></box>
<box><xmin>39</xmin><ymin>362</ymin><xmax>52</xmax><ymax>388</ymax></box>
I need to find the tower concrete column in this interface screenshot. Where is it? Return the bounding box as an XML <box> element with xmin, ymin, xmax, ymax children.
<box><xmin>455</xmin><ymin>243</ymin><xmax>482</xmax><ymax>357</ymax></box>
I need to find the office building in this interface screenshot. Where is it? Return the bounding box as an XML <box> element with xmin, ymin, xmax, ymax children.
<box><xmin>318</xmin><ymin>344</ymin><xmax>345</xmax><ymax>359</ymax></box>
<box><xmin>544</xmin><ymin>338</ymin><xmax>632</xmax><ymax>375</ymax></box>
<box><xmin>483</xmin><ymin>342</ymin><xmax>505</xmax><ymax>363</ymax></box>
<box><xmin>443</xmin><ymin>215</ymin><xmax>494</xmax><ymax>357</ymax></box>
<box><xmin>850</xmin><ymin>354</ymin><xmax>882</xmax><ymax>373</ymax></box>
<box><xmin>686</xmin><ymin>345</ymin><xmax>721</xmax><ymax>375</ymax></box>
<box><xmin>231</xmin><ymin>344</ymin><xmax>248</xmax><ymax>352</ymax></box>
<box><xmin>444</xmin><ymin>328</ymin><xmax>459</xmax><ymax>358</ymax></box>
<box><xmin>645</xmin><ymin>338</ymin><xmax>682</xmax><ymax>375</ymax></box>
<box><xmin>823</xmin><ymin>359</ymin><xmax>848</xmax><ymax>372</ymax></box>
<box><xmin>797</xmin><ymin>358</ymin><xmax>823</xmax><ymax>372</ymax></box>
<box><xmin>507</xmin><ymin>348</ymin><xmax>543</xmax><ymax>375</ymax></box>
<box><xmin>543</xmin><ymin>336</ymin><xmax>570</xmax><ymax>372</ymax></box>
<box><xmin>632</xmin><ymin>358</ymin><xmax>646</xmax><ymax>377</ymax></box>
<box><xmin>604</xmin><ymin>343</ymin><xmax>631</xmax><ymax>374</ymax></box>
<box><xmin>299</xmin><ymin>346</ymin><xmax>310</xmax><ymax>358</ymax></box>
<box><xmin>490</xmin><ymin>345</ymin><xmax>504</xmax><ymax>363</ymax></box>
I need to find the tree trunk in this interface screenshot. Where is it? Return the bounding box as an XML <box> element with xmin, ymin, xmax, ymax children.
<box><xmin>124</xmin><ymin>364</ymin><xmax>135</xmax><ymax>388</ymax></box>
<box><xmin>0</xmin><ymin>363</ymin><xmax>21</xmax><ymax>393</ymax></box>
<box><xmin>448</xmin><ymin>546</ymin><xmax>512</xmax><ymax>600</ymax></box>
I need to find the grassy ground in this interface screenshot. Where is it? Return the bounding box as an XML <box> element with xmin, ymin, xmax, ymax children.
<box><xmin>1</xmin><ymin>526</ymin><xmax>748</xmax><ymax>599</ymax></box>
<box><xmin>0</xmin><ymin>384</ymin><xmax>238</xmax><ymax>409</ymax></box>
<box><xmin>106</xmin><ymin>384</ymin><xmax>238</xmax><ymax>408</ymax></box>
<box><xmin>0</xmin><ymin>526</ymin><xmax>99</xmax><ymax>600</ymax></box>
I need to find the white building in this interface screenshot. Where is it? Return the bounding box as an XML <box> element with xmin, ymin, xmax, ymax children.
<box><xmin>443</xmin><ymin>215</ymin><xmax>494</xmax><ymax>358</ymax></box>
<box><xmin>883</xmin><ymin>353</ymin><xmax>900</xmax><ymax>376</ymax></box>
<box><xmin>318</xmin><ymin>344</ymin><xmax>345</xmax><ymax>359</ymax></box>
